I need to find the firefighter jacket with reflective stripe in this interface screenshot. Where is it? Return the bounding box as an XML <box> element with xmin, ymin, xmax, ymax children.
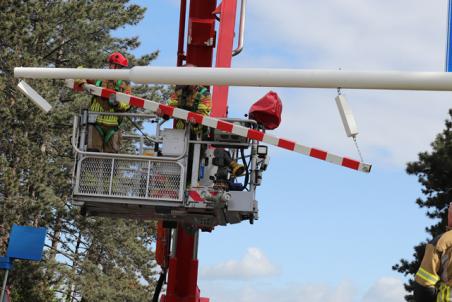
<box><xmin>75</xmin><ymin>78</ymin><xmax>131</xmax><ymax>126</ymax></box>
<box><xmin>167</xmin><ymin>85</ymin><xmax>212</xmax><ymax>130</ymax></box>
<box><xmin>89</xmin><ymin>80</ymin><xmax>131</xmax><ymax>126</ymax></box>
<box><xmin>415</xmin><ymin>230</ymin><xmax>452</xmax><ymax>301</ymax></box>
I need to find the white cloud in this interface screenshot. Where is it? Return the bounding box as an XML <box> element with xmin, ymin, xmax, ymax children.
<box><xmin>199</xmin><ymin>277</ymin><xmax>405</xmax><ymax>302</ymax></box>
<box><xmin>362</xmin><ymin>277</ymin><xmax>406</xmax><ymax>302</ymax></box>
<box><xmin>201</xmin><ymin>281</ymin><xmax>356</xmax><ymax>302</ymax></box>
<box><xmin>199</xmin><ymin>247</ymin><xmax>279</xmax><ymax>280</ymax></box>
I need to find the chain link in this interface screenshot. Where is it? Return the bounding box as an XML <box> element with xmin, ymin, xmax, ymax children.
<box><xmin>352</xmin><ymin>136</ymin><xmax>364</xmax><ymax>163</ymax></box>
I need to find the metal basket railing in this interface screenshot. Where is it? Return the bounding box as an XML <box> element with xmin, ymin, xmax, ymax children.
<box><xmin>72</xmin><ymin>112</ymin><xmax>186</xmax><ymax>202</ymax></box>
<box><xmin>74</xmin><ymin>156</ymin><xmax>185</xmax><ymax>202</ymax></box>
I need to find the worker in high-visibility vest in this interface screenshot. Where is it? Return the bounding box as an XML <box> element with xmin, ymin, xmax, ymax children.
<box><xmin>166</xmin><ymin>84</ymin><xmax>212</xmax><ymax>131</ymax></box>
<box><xmin>414</xmin><ymin>202</ymin><xmax>452</xmax><ymax>302</ymax></box>
<box><xmin>156</xmin><ymin>63</ymin><xmax>212</xmax><ymax>131</ymax></box>
<box><xmin>76</xmin><ymin>52</ymin><xmax>131</xmax><ymax>153</ymax></box>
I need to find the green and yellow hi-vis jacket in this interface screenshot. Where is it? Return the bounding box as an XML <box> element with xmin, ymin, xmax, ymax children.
<box><xmin>75</xmin><ymin>78</ymin><xmax>131</xmax><ymax>126</ymax></box>
<box><xmin>88</xmin><ymin>79</ymin><xmax>131</xmax><ymax>126</ymax></box>
<box><xmin>416</xmin><ymin>230</ymin><xmax>452</xmax><ymax>301</ymax></box>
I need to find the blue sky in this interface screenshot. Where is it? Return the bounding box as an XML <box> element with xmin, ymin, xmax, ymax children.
<box><xmin>116</xmin><ymin>1</ymin><xmax>452</xmax><ymax>301</ymax></box>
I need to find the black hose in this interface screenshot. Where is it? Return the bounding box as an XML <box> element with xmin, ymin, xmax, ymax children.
<box><xmin>240</xmin><ymin>148</ymin><xmax>249</xmax><ymax>190</ymax></box>
<box><xmin>125</xmin><ymin>116</ymin><xmax>155</xmax><ymax>145</ymax></box>
<box><xmin>152</xmin><ymin>269</ymin><xmax>167</xmax><ymax>302</ymax></box>
<box><xmin>151</xmin><ymin>226</ymin><xmax>172</xmax><ymax>302</ymax></box>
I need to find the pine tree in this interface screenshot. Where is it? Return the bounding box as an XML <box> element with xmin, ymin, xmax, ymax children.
<box><xmin>393</xmin><ymin>109</ymin><xmax>452</xmax><ymax>301</ymax></box>
<box><xmin>0</xmin><ymin>1</ymin><xmax>162</xmax><ymax>301</ymax></box>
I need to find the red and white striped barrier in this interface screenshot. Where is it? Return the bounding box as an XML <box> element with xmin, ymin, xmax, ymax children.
<box><xmin>66</xmin><ymin>80</ymin><xmax>372</xmax><ymax>173</ymax></box>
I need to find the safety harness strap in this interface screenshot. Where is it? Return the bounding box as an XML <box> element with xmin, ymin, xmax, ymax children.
<box><xmin>94</xmin><ymin>124</ymin><xmax>118</xmax><ymax>144</ymax></box>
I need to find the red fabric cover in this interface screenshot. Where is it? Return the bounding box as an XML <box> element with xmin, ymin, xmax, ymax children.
<box><xmin>248</xmin><ymin>91</ymin><xmax>282</xmax><ymax>130</ymax></box>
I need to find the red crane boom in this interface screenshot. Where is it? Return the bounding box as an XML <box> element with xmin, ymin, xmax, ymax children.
<box><xmin>158</xmin><ymin>1</ymin><xmax>238</xmax><ymax>301</ymax></box>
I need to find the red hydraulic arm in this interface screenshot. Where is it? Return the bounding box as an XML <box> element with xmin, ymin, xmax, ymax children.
<box><xmin>157</xmin><ymin>1</ymin><xmax>239</xmax><ymax>302</ymax></box>
<box><xmin>211</xmin><ymin>0</ymin><xmax>237</xmax><ymax>117</ymax></box>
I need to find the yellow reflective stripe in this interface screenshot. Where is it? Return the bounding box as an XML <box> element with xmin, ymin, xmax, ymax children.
<box><xmin>438</xmin><ymin>283</ymin><xmax>450</xmax><ymax>302</ymax></box>
<box><xmin>97</xmin><ymin>116</ymin><xmax>119</xmax><ymax>126</ymax></box>
<box><xmin>175</xmin><ymin>119</ymin><xmax>186</xmax><ymax>129</ymax></box>
<box><xmin>118</xmin><ymin>103</ymin><xmax>130</xmax><ymax>111</ymax></box>
<box><xmin>197</xmin><ymin>103</ymin><xmax>210</xmax><ymax>110</ymax></box>
<box><xmin>168</xmin><ymin>98</ymin><xmax>178</xmax><ymax>107</ymax></box>
<box><xmin>97</xmin><ymin>110</ymin><xmax>118</xmax><ymax>125</ymax></box>
<box><xmin>197</xmin><ymin>107</ymin><xmax>210</xmax><ymax>116</ymax></box>
<box><xmin>90</xmin><ymin>101</ymin><xmax>103</xmax><ymax>112</ymax></box>
<box><xmin>89</xmin><ymin>99</ymin><xmax>120</xmax><ymax>126</ymax></box>
<box><xmin>416</xmin><ymin>267</ymin><xmax>439</xmax><ymax>286</ymax></box>
<box><xmin>197</xmin><ymin>97</ymin><xmax>211</xmax><ymax>114</ymax></box>
<box><xmin>437</xmin><ymin>283</ymin><xmax>443</xmax><ymax>302</ymax></box>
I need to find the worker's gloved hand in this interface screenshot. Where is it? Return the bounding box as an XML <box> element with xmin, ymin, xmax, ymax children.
<box><xmin>413</xmin><ymin>282</ymin><xmax>437</xmax><ymax>302</ymax></box>
<box><xmin>108</xmin><ymin>94</ymin><xmax>119</xmax><ymax>107</ymax></box>
<box><xmin>83</xmin><ymin>84</ymin><xmax>92</xmax><ymax>94</ymax></box>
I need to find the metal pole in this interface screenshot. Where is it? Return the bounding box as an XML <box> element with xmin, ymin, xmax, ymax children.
<box><xmin>232</xmin><ymin>0</ymin><xmax>246</xmax><ymax>56</ymax></box>
<box><xmin>0</xmin><ymin>270</ymin><xmax>9</xmax><ymax>302</ymax></box>
<box><xmin>446</xmin><ymin>0</ymin><xmax>452</xmax><ymax>71</ymax></box>
<box><xmin>14</xmin><ymin>66</ymin><xmax>452</xmax><ymax>91</ymax></box>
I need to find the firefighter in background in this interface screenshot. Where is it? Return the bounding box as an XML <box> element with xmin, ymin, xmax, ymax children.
<box><xmin>157</xmin><ymin>75</ymin><xmax>244</xmax><ymax>182</ymax></box>
<box><xmin>76</xmin><ymin>52</ymin><xmax>131</xmax><ymax>153</ymax></box>
<box><xmin>159</xmin><ymin>86</ymin><xmax>212</xmax><ymax>130</ymax></box>
<box><xmin>414</xmin><ymin>202</ymin><xmax>452</xmax><ymax>302</ymax></box>
<box><xmin>156</xmin><ymin>64</ymin><xmax>211</xmax><ymax>129</ymax></box>
<box><xmin>169</xmin><ymin>83</ymin><xmax>212</xmax><ymax>129</ymax></box>
<box><xmin>157</xmin><ymin>78</ymin><xmax>212</xmax><ymax>183</ymax></box>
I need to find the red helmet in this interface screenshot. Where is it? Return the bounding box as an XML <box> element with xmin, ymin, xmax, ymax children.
<box><xmin>107</xmin><ymin>52</ymin><xmax>128</xmax><ymax>67</ymax></box>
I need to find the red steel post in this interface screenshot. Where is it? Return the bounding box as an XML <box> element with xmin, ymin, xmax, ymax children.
<box><xmin>211</xmin><ymin>0</ymin><xmax>237</xmax><ymax>117</ymax></box>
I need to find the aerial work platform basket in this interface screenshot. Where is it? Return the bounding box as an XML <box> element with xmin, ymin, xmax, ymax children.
<box><xmin>71</xmin><ymin>111</ymin><xmax>264</xmax><ymax>228</ymax></box>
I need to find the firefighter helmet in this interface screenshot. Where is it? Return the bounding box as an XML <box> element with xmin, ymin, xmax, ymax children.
<box><xmin>107</xmin><ymin>52</ymin><xmax>128</xmax><ymax>67</ymax></box>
